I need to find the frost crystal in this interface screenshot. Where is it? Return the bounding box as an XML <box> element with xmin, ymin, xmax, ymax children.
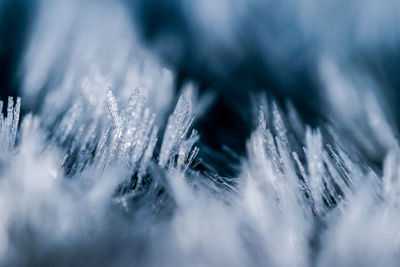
<box><xmin>3</xmin><ymin>86</ymin><xmax>400</xmax><ymax>266</ymax></box>
<box><xmin>159</xmin><ymin>95</ymin><xmax>196</xmax><ymax>168</ymax></box>
<box><xmin>0</xmin><ymin>97</ymin><xmax>20</xmax><ymax>162</ymax></box>
<box><xmin>3</xmin><ymin>2</ymin><xmax>400</xmax><ymax>264</ymax></box>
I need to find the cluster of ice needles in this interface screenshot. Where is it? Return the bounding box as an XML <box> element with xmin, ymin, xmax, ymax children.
<box><xmin>0</xmin><ymin>79</ymin><xmax>399</xmax><ymax>266</ymax></box>
<box><xmin>2</xmin><ymin>1</ymin><xmax>400</xmax><ymax>266</ymax></box>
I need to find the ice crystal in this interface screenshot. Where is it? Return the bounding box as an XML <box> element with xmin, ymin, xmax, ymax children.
<box><xmin>2</xmin><ymin>87</ymin><xmax>400</xmax><ymax>266</ymax></box>
<box><xmin>159</xmin><ymin>95</ymin><xmax>196</xmax><ymax>168</ymax></box>
<box><xmin>3</xmin><ymin>1</ymin><xmax>400</xmax><ymax>265</ymax></box>
<box><xmin>0</xmin><ymin>97</ymin><xmax>20</xmax><ymax>163</ymax></box>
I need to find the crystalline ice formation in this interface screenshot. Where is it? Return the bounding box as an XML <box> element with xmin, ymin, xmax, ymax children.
<box><xmin>159</xmin><ymin>94</ymin><xmax>197</xmax><ymax>168</ymax></box>
<box><xmin>3</xmin><ymin>84</ymin><xmax>400</xmax><ymax>266</ymax></box>
<box><xmin>4</xmin><ymin>1</ymin><xmax>400</xmax><ymax>266</ymax></box>
<box><xmin>0</xmin><ymin>97</ymin><xmax>20</xmax><ymax>163</ymax></box>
